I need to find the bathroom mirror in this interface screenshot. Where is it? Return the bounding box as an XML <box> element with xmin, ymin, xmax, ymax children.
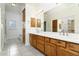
<box><xmin>43</xmin><ymin>4</ymin><xmax>79</xmax><ymax>33</ymax></box>
<box><xmin>44</xmin><ymin>12</ymin><xmax>75</xmax><ymax>33</ymax></box>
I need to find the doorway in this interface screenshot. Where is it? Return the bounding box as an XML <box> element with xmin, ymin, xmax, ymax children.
<box><xmin>22</xmin><ymin>8</ymin><xmax>25</xmax><ymax>44</ymax></box>
<box><xmin>52</xmin><ymin>20</ymin><xmax>58</xmax><ymax>32</ymax></box>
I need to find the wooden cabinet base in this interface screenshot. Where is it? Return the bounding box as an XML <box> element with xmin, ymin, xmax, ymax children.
<box><xmin>57</xmin><ymin>47</ymin><xmax>79</xmax><ymax>56</ymax></box>
<box><xmin>45</xmin><ymin>43</ymin><xmax>56</xmax><ymax>56</ymax></box>
<box><xmin>37</xmin><ymin>43</ymin><xmax>44</xmax><ymax>53</ymax></box>
<box><xmin>30</xmin><ymin>34</ymin><xmax>79</xmax><ymax>56</ymax></box>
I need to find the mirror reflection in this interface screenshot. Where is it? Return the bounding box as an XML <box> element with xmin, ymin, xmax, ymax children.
<box><xmin>43</xmin><ymin>4</ymin><xmax>78</xmax><ymax>33</ymax></box>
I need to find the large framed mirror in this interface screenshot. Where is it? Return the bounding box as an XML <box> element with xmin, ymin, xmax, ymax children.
<box><xmin>43</xmin><ymin>4</ymin><xmax>77</xmax><ymax>33</ymax></box>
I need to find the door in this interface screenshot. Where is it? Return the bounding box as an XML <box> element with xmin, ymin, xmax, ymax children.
<box><xmin>22</xmin><ymin>8</ymin><xmax>25</xmax><ymax>44</ymax></box>
<box><xmin>52</xmin><ymin>20</ymin><xmax>58</xmax><ymax>32</ymax></box>
<box><xmin>44</xmin><ymin>21</ymin><xmax>46</xmax><ymax>31</ymax></box>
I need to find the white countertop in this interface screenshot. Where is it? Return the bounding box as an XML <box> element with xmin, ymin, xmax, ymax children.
<box><xmin>30</xmin><ymin>31</ymin><xmax>79</xmax><ymax>44</ymax></box>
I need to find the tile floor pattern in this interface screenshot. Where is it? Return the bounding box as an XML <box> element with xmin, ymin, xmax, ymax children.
<box><xmin>0</xmin><ymin>38</ymin><xmax>44</xmax><ymax>56</ymax></box>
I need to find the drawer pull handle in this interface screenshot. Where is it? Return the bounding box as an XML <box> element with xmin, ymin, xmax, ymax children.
<box><xmin>69</xmin><ymin>44</ymin><xmax>74</xmax><ymax>48</ymax></box>
<box><xmin>57</xmin><ymin>41</ymin><xmax>61</xmax><ymax>43</ymax></box>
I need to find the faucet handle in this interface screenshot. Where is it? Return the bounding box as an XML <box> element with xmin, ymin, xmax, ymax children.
<box><xmin>66</xmin><ymin>31</ymin><xmax>68</xmax><ymax>36</ymax></box>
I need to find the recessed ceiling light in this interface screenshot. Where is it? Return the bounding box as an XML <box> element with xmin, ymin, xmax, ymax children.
<box><xmin>11</xmin><ymin>3</ymin><xmax>16</xmax><ymax>7</ymax></box>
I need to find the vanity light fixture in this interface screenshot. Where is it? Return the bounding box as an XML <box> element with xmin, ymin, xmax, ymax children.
<box><xmin>11</xmin><ymin>3</ymin><xmax>16</xmax><ymax>7</ymax></box>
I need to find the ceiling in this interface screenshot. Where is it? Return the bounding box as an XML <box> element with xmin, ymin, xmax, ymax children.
<box><xmin>5</xmin><ymin>3</ymin><xmax>62</xmax><ymax>14</ymax></box>
<box><xmin>26</xmin><ymin>3</ymin><xmax>62</xmax><ymax>13</ymax></box>
<box><xmin>5</xmin><ymin>3</ymin><xmax>25</xmax><ymax>13</ymax></box>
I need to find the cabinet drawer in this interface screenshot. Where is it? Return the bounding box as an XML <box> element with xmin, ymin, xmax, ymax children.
<box><xmin>37</xmin><ymin>43</ymin><xmax>44</xmax><ymax>53</ymax></box>
<box><xmin>32</xmin><ymin>39</ymin><xmax>37</xmax><ymax>47</ymax></box>
<box><xmin>50</xmin><ymin>38</ymin><xmax>57</xmax><ymax>44</ymax></box>
<box><xmin>57</xmin><ymin>47</ymin><xmax>79</xmax><ymax>56</ymax></box>
<box><xmin>45</xmin><ymin>37</ymin><xmax>50</xmax><ymax>43</ymax></box>
<box><xmin>37</xmin><ymin>36</ymin><xmax>44</xmax><ymax>41</ymax></box>
<box><xmin>45</xmin><ymin>43</ymin><xmax>56</xmax><ymax>56</ymax></box>
<box><xmin>57</xmin><ymin>40</ymin><xmax>66</xmax><ymax>48</ymax></box>
<box><xmin>67</xmin><ymin>43</ymin><xmax>79</xmax><ymax>52</ymax></box>
<box><xmin>37</xmin><ymin>39</ymin><xmax>44</xmax><ymax>44</ymax></box>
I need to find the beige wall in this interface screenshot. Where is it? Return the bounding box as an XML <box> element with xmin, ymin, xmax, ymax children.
<box><xmin>0</xmin><ymin>8</ymin><xmax>1</xmax><ymax>52</ymax></box>
<box><xmin>25</xmin><ymin>4</ymin><xmax>44</xmax><ymax>46</ymax></box>
<box><xmin>0</xmin><ymin>4</ymin><xmax>6</xmax><ymax>52</ymax></box>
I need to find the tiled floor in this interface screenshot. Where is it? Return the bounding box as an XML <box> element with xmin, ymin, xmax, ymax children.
<box><xmin>0</xmin><ymin>38</ymin><xmax>44</xmax><ymax>56</ymax></box>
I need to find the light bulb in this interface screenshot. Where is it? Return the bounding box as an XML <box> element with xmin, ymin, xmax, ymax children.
<box><xmin>11</xmin><ymin>3</ymin><xmax>16</xmax><ymax>7</ymax></box>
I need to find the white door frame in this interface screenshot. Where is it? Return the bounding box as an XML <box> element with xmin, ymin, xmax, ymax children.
<box><xmin>0</xmin><ymin>8</ymin><xmax>2</xmax><ymax>52</ymax></box>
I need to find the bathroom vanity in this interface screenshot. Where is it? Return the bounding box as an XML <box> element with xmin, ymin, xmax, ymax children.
<box><xmin>30</xmin><ymin>32</ymin><xmax>79</xmax><ymax>56</ymax></box>
<box><xmin>29</xmin><ymin>4</ymin><xmax>79</xmax><ymax>56</ymax></box>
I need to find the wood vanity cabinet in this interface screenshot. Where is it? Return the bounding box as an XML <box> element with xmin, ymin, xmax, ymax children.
<box><xmin>30</xmin><ymin>34</ymin><xmax>45</xmax><ymax>53</ymax></box>
<box><xmin>67</xmin><ymin>42</ymin><xmax>79</xmax><ymax>52</ymax></box>
<box><xmin>56</xmin><ymin>40</ymin><xmax>79</xmax><ymax>56</ymax></box>
<box><xmin>37</xmin><ymin>36</ymin><xmax>45</xmax><ymax>53</ymax></box>
<box><xmin>57</xmin><ymin>47</ymin><xmax>79</xmax><ymax>56</ymax></box>
<box><xmin>56</xmin><ymin>40</ymin><xmax>66</xmax><ymax>48</ymax></box>
<box><xmin>30</xmin><ymin>34</ymin><xmax>79</xmax><ymax>56</ymax></box>
<box><xmin>45</xmin><ymin>43</ymin><xmax>51</xmax><ymax>56</ymax></box>
<box><xmin>50</xmin><ymin>38</ymin><xmax>66</xmax><ymax>48</ymax></box>
<box><xmin>37</xmin><ymin>43</ymin><xmax>45</xmax><ymax>53</ymax></box>
<box><xmin>49</xmin><ymin>38</ymin><xmax>79</xmax><ymax>56</ymax></box>
<box><xmin>45</xmin><ymin>43</ymin><xmax>56</xmax><ymax>56</ymax></box>
<box><xmin>30</xmin><ymin>34</ymin><xmax>37</xmax><ymax>48</ymax></box>
<box><xmin>45</xmin><ymin>37</ymin><xmax>51</xmax><ymax>56</ymax></box>
<box><xmin>50</xmin><ymin>38</ymin><xmax>57</xmax><ymax>45</ymax></box>
<box><xmin>45</xmin><ymin>37</ymin><xmax>56</xmax><ymax>56</ymax></box>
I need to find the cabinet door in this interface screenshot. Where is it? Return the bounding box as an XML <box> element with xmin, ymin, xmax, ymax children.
<box><xmin>32</xmin><ymin>39</ymin><xmax>37</xmax><ymax>48</ymax></box>
<box><xmin>57</xmin><ymin>47</ymin><xmax>79</xmax><ymax>56</ymax></box>
<box><xmin>67</xmin><ymin>42</ymin><xmax>79</xmax><ymax>52</ymax></box>
<box><xmin>45</xmin><ymin>43</ymin><xmax>51</xmax><ymax>56</ymax></box>
<box><xmin>37</xmin><ymin>43</ymin><xmax>44</xmax><ymax>53</ymax></box>
<box><xmin>32</xmin><ymin>35</ymin><xmax>37</xmax><ymax>48</ymax></box>
<box><xmin>30</xmin><ymin>34</ymin><xmax>37</xmax><ymax>48</ymax></box>
<box><xmin>37</xmin><ymin>36</ymin><xmax>45</xmax><ymax>52</ymax></box>
<box><xmin>51</xmin><ymin>44</ymin><xmax>57</xmax><ymax>56</ymax></box>
<box><xmin>45</xmin><ymin>43</ymin><xmax>56</xmax><ymax>56</ymax></box>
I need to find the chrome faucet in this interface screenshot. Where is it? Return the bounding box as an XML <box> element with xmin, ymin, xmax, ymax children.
<box><xmin>59</xmin><ymin>30</ymin><xmax>68</xmax><ymax>36</ymax></box>
<box><xmin>65</xmin><ymin>31</ymin><xmax>68</xmax><ymax>36</ymax></box>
